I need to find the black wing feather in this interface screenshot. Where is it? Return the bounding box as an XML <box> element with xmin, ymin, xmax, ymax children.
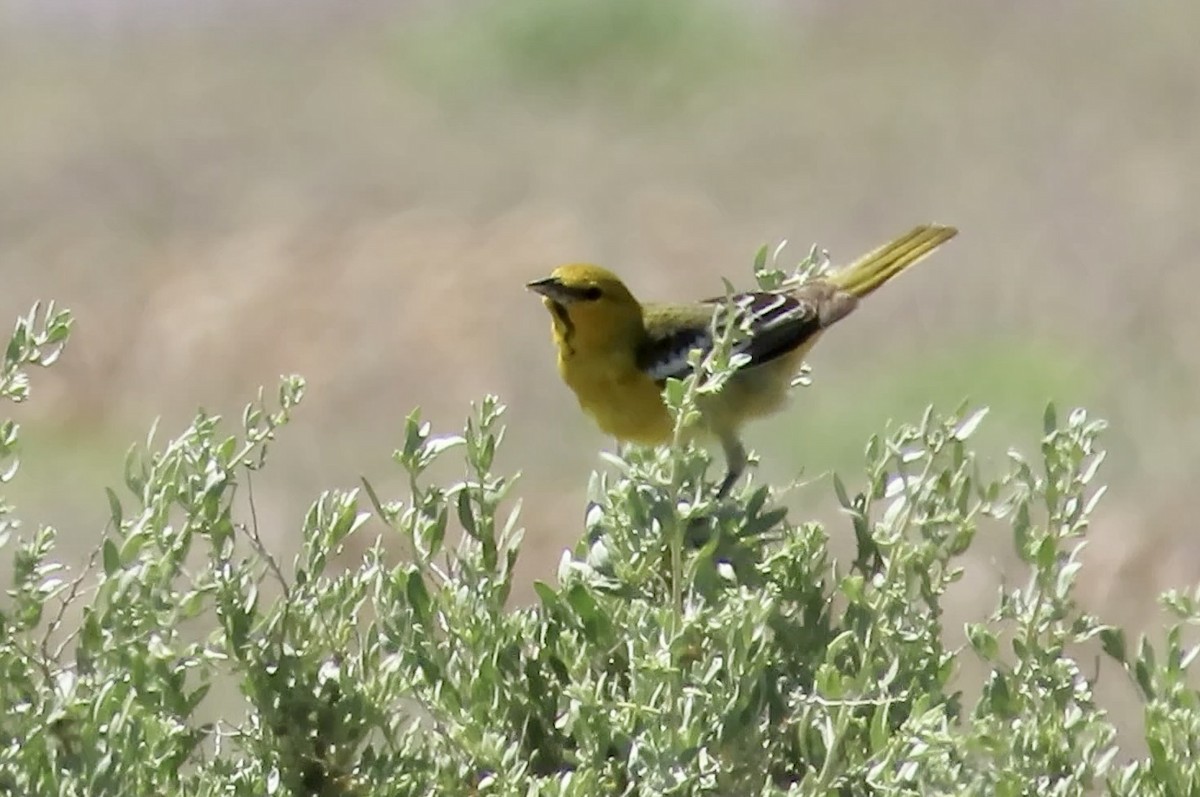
<box><xmin>638</xmin><ymin>290</ymin><xmax>824</xmax><ymax>383</ymax></box>
<box><xmin>719</xmin><ymin>291</ymin><xmax>822</xmax><ymax>367</ymax></box>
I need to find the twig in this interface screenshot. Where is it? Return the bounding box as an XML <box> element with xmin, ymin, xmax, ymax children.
<box><xmin>47</xmin><ymin>520</ymin><xmax>110</xmax><ymax>664</ymax></box>
<box><xmin>242</xmin><ymin>472</ymin><xmax>290</xmax><ymax>604</ymax></box>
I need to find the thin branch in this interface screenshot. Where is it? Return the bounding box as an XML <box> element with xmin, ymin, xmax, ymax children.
<box><xmin>241</xmin><ymin>472</ymin><xmax>290</xmax><ymax>604</ymax></box>
<box><xmin>46</xmin><ymin>520</ymin><xmax>110</xmax><ymax>664</ymax></box>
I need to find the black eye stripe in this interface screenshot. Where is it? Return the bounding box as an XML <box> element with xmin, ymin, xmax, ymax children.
<box><xmin>581</xmin><ymin>286</ymin><xmax>603</xmax><ymax>300</ymax></box>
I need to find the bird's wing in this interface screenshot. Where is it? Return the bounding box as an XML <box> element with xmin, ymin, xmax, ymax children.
<box><xmin>638</xmin><ymin>290</ymin><xmax>825</xmax><ymax>383</ymax></box>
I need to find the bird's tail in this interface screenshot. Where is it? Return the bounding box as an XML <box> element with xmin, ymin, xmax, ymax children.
<box><xmin>828</xmin><ymin>224</ymin><xmax>958</xmax><ymax>298</ymax></box>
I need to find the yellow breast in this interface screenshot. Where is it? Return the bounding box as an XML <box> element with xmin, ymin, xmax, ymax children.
<box><xmin>556</xmin><ymin>342</ymin><xmax>812</xmax><ymax>445</ymax></box>
<box><xmin>558</xmin><ymin>351</ymin><xmax>674</xmax><ymax>445</ymax></box>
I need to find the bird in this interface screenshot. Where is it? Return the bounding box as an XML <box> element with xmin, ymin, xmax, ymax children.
<box><xmin>527</xmin><ymin>223</ymin><xmax>958</xmax><ymax>498</ymax></box>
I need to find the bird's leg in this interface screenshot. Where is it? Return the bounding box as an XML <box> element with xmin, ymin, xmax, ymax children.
<box><xmin>716</xmin><ymin>432</ymin><xmax>747</xmax><ymax>499</ymax></box>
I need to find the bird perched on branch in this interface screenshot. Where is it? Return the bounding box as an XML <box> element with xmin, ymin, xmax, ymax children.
<box><xmin>527</xmin><ymin>223</ymin><xmax>958</xmax><ymax>497</ymax></box>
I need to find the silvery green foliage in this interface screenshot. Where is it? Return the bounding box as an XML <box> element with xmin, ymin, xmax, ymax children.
<box><xmin>2</xmin><ymin>298</ymin><xmax>1198</xmax><ymax>796</ymax></box>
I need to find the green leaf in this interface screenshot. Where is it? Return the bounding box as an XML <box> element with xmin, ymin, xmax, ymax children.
<box><xmin>119</xmin><ymin>531</ymin><xmax>147</xmax><ymax>564</ymax></box>
<box><xmin>987</xmin><ymin>672</ymin><xmax>1013</xmax><ymax>717</ymax></box>
<box><xmin>123</xmin><ymin>443</ymin><xmax>147</xmax><ymax>496</ymax></box>
<box><xmin>426</xmin><ymin>435</ymin><xmax>466</xmax><ymax>460</ymax></box>
<box><xmin>814</xmin><ymin>663</ymin><xmax>846</xmax><ymax>699</ymax></box>
<box><xmin>663</xmin><ymin>377</ymin><xmax>686</xmax><ymax>409</ymax></box>
<box><xmin>953</xmin><ymin>407</ymin><xmax>989</xmax><ymax>441</ymax></box>
<box><xmin>1083</xmin><ymin>485</ymin><xmax>1108</xmax><ymax>518</ymax></box>
<box><xmin>752</xmin><ymin>243</ymin><xmax>768</xmax><ymax>273</ymax></box>
<box><xmin>840</xmin><ymin>573</ymin><xmax>864</xmax><ymax>604</ymax></box>
<box><xmin>406</xmin><ymin>570</ymin><xmax>432</xmax><ymax>626</ymax></box>
<box><xmin>6</xmin><ymin>321</ymin><xmax>26</xmax><ymax>364</ymax></box>
<box><xmin>413</xmin><ymin>505</ymin><xmax>447</xmax><ymax>558</ymax></box>
<box><xmin>456</xmin><ymin>486</ymin><xmax>477</xmax><ymax>540</ymax></box>
<box><xmin>566</xmin><ymin>583</ymin><xmax>607</xmax><ymax>641</ymax></box>
<box><xmin>869</xmin><ymin>701</ymin><xmax>890</xmax><ymax>753</ymax></box>
<box><xmin>1134</xmin><ymin>638</ymin><xmax>1157</xmax><ymax>699</ymax></box>
<box><xmin>1079</xmin><ymin>451</ymin><xmax>1107</xmax><ymax>485</ymax></box>
<box><xmin>740</xmin><ymin>506</ymin><xmax>788</xmax><ymax>541</ymax></box>
<box><xmin>1035</xmin><ymin>536</ymin><xmax>1057</xmax><ymax>572</ymax></box>
<box><xmin>1043</xmin><ymin>402</ymin><xmax>1058</xmax><ymax>436</ymax></box>
<box><xmin>105</xmin><ymin>487</ymin><xmax>123</xmax><ymax>529</ymax></box>
<box><xmin>102</xmin><ymin>539</ymin><xmax>120</xmax><ymax>576</ymax></box>
<box><xmin>0</xmin><ymin>449</ymin><xmax>18</xmax><ymax>482</ymax></box>
<box><xmin>425</xmin><ymin>506</ymin><xmax>448</xmax><ymax>557</ymax></box>
<box><xmin>533</xmin><ymin>580</ymin><xmax>561</xmax><ymax>613</ymax></box>
<box><xmin>1133</xmin><ymin>661</ymin><xmax>1155</xmax><ymax>702</ymax></box>
<box><xmin>1012</xmin><ymin>502</ymin><xmax>1033</xmax><ymax>561</ymax></box>
<box><xmin>967</xmin><ymin>623</ymin><xmax>999</xmax><ymax>660</ymax></box>
<box><xmin>742</xmin><ymin>484</ymin><xmax>769</xmax><ymax>519</ymax></box>
<box><xmin>832</xmin><ymin>473</ymin><xmax>851</xmax><ymax>509</ymax></box>
<box><xmin>825</xmin><ymin>630</ymin><xmax>856</xmax><ymax>664</ymax></box>
<box><xmin>1099</xmin><ymin>624</ymin><xmax>1128</xmax><ymax>662</ymax></box>
<box><xmin>359</xmin><ymin>476</ymin><xmax>392</xmax><ymax>523</ymax></box>
<box><xmin>400</xmin><ymin>409</ymin><xmax>428</xmax><ymax>466</ymax></box>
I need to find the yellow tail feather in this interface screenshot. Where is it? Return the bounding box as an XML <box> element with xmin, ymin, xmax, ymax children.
<box><xmin>828</xmin><ymin>224</ymin><xmax>958</xmax><ymax>298</ymax></box>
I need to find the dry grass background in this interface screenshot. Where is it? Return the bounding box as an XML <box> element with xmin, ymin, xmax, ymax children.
<box><xmin>2</xmin><ymin>0</ymin><xmax>1199</xmax><ymax>742</ymax></box>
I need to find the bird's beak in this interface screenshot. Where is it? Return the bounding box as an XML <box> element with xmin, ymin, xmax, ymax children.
<box><xmin>526</xmin><ymin>276</ymin><xmax>574</xmax><ymax>303</ymax></box>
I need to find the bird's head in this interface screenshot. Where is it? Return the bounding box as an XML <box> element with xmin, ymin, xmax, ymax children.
<box><xmin>527</xmin><ymin>264</ymin><xmax>644</xmax><ymax>353</ymax></box>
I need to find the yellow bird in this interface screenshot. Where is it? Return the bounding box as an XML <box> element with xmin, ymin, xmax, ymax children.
<box><xmin>527</xmin><ymin>224</ymin><xmax>958</xmax><ymax>497</ymax></box>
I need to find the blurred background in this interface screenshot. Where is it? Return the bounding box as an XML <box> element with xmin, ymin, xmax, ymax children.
<box><xmin>2</xmin><ymin>0</ymin><xmax>1199</xmax><ymax>719</ymax></box>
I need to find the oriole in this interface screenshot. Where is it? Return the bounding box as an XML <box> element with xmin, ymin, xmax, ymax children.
<box><xmin>527</xmin><ymin>224</ymin><xmax>958</xmax><ymax>497</ymax></box>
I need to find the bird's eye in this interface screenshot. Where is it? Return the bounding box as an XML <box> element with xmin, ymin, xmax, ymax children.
<box><xmin>581</xmin><ymin>286</ymin><xmax>603</xmax><ymax>301</ymax></box>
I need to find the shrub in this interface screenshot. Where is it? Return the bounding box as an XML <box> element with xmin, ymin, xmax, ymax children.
<box><xmin>1</xmin><ymin>289</ymin><xmax>1198</xmax><ymax>795</ymax></box>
